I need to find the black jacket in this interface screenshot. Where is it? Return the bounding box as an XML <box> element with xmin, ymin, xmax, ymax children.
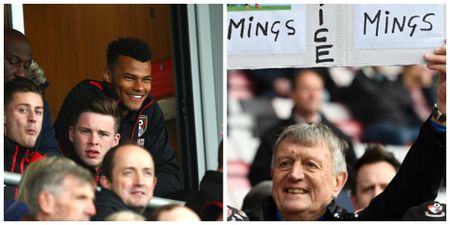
<box><xmin>54</xmin><ymin>79</ymin><xmax>181</xmax><ymax>197</ymax></box>
<box><xmin>92</xmin><ymin>188</ymin><xmax>130</xmax><ymax>221</ymax></box>
<box><xmin>255</xmin><ymin>118</ymin><xmax>445</xmax><ymax>220</ymax></box>
<box><xmin>248</xmin><ymin>112</ymin><xmax>357</xmax><ymax>187</ymax></box>
<box><xmin>4</xmin><ymin>137</ymin><xmax>47</xmax><ymax>174</ymax></box>
<box><xmin>4</xmin><ymin>137</ymin><xmax>47</xmax><ymax>200</ymax></box>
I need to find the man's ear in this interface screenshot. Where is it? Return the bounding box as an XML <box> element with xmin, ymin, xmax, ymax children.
<box><xmin>69</xmin><ymin>126</ymin><xmax>74</xmax><ymax>143</ymax></box>
<box><xmin>100</xmin><ymin>176</ymin><xmax>112</xmax><ymax>190</ymax></box>
<box><xmin>103</xmin><ymin>68</ymin><xmax>113</xmax><ymax>83</ymax></box>
<box><xmin>113</xmin><ymin>133</ymin><xmax>120</xmax><ymax>146</ymax></box>
<box><xmin>38</xmin><ymin>191</ymin><xmax>55</xmax><ymax>215</ymax></box>
<box><xmin>331</xmin><ymin>172</ymin><xmax>348</xmax><ymax>199</ymax></box>
<box><xmin>153</xmin><ymin>177</ymin><xmax>158</xmax><ymax>189</ymax></box>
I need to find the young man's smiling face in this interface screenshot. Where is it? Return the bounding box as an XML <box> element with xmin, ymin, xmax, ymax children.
<box><xmin>104</xmin><ymin>55</ymin><xmax>152</xmax><ymax>111</ymax></box>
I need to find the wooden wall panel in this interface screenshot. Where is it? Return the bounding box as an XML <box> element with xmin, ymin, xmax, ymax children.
<box><xmin>23</xmin><ymin>4</ymin><xmax>173</xmax><ymax>120</ymax></box>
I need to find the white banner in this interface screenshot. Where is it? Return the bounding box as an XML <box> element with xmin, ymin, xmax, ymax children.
<box><xmin>354</xmin><ymin>5</ymin><xmax>445</xmax><ymax>49</ymax></box>
<box><xmin>227</xmin><ymin>4</ymin><xmax>446</xmax><ymax>69</ymax></box>
<box><xmin>227</xmin><ymin>4</ymin><xmax>306</xmax><ymax>55</ymax></box>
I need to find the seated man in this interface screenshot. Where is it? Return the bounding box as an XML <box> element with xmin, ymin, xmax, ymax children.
<box><xmin>4</xmin><ymin>28</ymin><xmax>60</xmax><ymax>155</ymax></box>
<box><xmin>18</xmin><ymin>157</ymin><xmax>96</xmax><ymax>221</ymax></box>
<box><xmin>350</xmin><ymin>144</ymin><xmax>400</xmax><ymax>211</ymax></box>
<box><xmin>92</xmin><ymin>144</ymin><xmax>157</xmax><ymax>220</ymax></box>
<box><xmin>254</xmin><ymin>44</ymin><xmax>446</xmax><ymax>220</ymax></box>
<box><xmin>69</xmin><ymin>95</ymin><xmax>121</xmax><ymax>182</ymax></box>
<box><xmin>55</xmin><ymin>37</ymin><xmax>181</xmax><ymax>197</ymax></box>
<box><xmin>4</xmin><ymin>77</ymin><xmax>48</xmax><ymax>199</ymax></box>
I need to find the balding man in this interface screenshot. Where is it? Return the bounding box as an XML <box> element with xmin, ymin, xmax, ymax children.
<box><xmin>92</xmin><ymin>144</ymin><xmax>157</xmax><ymax>220</ymax></box>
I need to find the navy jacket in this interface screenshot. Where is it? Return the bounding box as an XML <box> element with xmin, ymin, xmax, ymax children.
<box><xmin>54</xmin><ymin>79</ymin><xmax>181</xmax><ymax>197</ymax></box>
<box><xmin>92</xmin><ymin>188</ymin><xmax>130</xmax><ymax>221</ymax></box>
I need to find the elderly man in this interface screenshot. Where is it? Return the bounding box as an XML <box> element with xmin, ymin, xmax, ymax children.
<box><xmin>18</xmin><ymin>157</ymin><xmax>96</xmax><ymax>221</ymax></box>
<box><xmin>248</xmin><ymin>68</ymin><xmax>357</xmax><ymax>187</ymax></box>
<box><xmin>92</xmin><ymin>144</ymin><xmax>157</xmax><ymax>220</ymax></box>
<box><xmin>55</xmin><ymin>37</ymin><xmax>181</xmax><ymax>197</ymax></box>
<box><xmin>350</xmin><ymin>144</ymin><xmax>400</xmax><ymax>211</ymax></box>
<box><xmin>69</xmin><ymin>95</ymin><xmax>121</xmax><ymax>182</ymax></box>
<box><xmin>4</xmin><ymin>28</ymin><xmax>60</xmax><ymax>155</ymax></box>
<box><xmin>255</xmin><ymin>44</ymin><xmax>446</xmax><ymax>220</ymax></box>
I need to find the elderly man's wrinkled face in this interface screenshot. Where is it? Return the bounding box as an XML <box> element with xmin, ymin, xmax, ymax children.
<box><xmin>45</xmin><ymin>175</ymin><xmax>96</xmax><ymax>221</ymax></box>
<box><xmin>271</xmin><ymin>138</ymin><xmax>346</xmax><ymax>220</ymax></box>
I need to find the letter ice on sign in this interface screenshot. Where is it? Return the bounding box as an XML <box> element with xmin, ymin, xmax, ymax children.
<box><xmin>227</xmin><ymin>4</ymin><xmax>306</xmax><ymax>55</ymax></box>
<box><xmin>354</xmin><ymin>4</ymin><xmax>445</xmax><ymax>49</ymax></box>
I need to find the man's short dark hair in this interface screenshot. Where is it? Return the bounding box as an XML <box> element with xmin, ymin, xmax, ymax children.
<box><xmin>350</xmin><ymin>144</ymin><xmax>401</xmax><ymax>195</ymax></box>
<box><xmin>4</xmin><ymin>76</ymin><xmax>43</xmax><ymax>108</ymax></box>
<box><xmin>107</xmin><ymin>37</ymin><xmax>152</xmax><ymax>71</ymax></box>
<box><xmin>4</xmin><ymin>28</ymin><xmax>29</xmax><ymax>45</ymax></box>
<box><xmin>72</xmin><ymin>95</ymin><xmax>122</xmax><ymax>132</ymax></box>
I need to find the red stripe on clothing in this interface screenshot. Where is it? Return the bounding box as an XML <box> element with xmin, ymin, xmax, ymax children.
<box><xmin>89</xmin><ymin>81</ymin><xmax>103</xmax><ymax>91</ymax></box>
<box><xmin>130</xmin><ymin>99</ymin><xmax>154</xmax><ymax>140</ymax></box>
<box><xmin>10</xmin><ymin>146</ymin><xmax>19</xmax><ymax>173</ymax></box>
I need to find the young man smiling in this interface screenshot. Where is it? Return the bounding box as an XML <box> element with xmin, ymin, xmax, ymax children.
<box><xmin>55</xmin><ymin>37</ymin><xmax>181</xmax><ymax>197</ymax></box>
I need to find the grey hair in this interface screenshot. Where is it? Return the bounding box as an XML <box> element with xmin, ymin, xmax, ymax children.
<box><xmin>271</xmin><ymin>123</ymin><xmax>348</xmax><ymax>176</ymax></box>
<box><xmin>18</xmin><ymin>156</ymin><xmax>94</xmax><ymax>216</ymax></box>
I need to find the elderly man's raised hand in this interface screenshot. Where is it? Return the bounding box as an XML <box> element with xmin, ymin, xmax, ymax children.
<box><xmin>424</xmin><ymin>43</ymin><xmax>446</xmax><ymax>116</ymax></box>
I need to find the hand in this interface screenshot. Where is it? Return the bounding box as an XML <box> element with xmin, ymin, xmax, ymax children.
<box><xmin>424</xmin><ymin>43</ymin><xmax>446</xmax><ymax>115</ymax></box>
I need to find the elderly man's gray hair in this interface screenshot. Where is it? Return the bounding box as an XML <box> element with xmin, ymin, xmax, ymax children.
<box><xmin>18</xmin><ymin>156</ymin><xmax>94</xmax><ymax>216</ymax></box>
<box><xmin>271</xmin><ymin>123</ymin><xmax>348</xmax><ymax>175</ymax></box>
